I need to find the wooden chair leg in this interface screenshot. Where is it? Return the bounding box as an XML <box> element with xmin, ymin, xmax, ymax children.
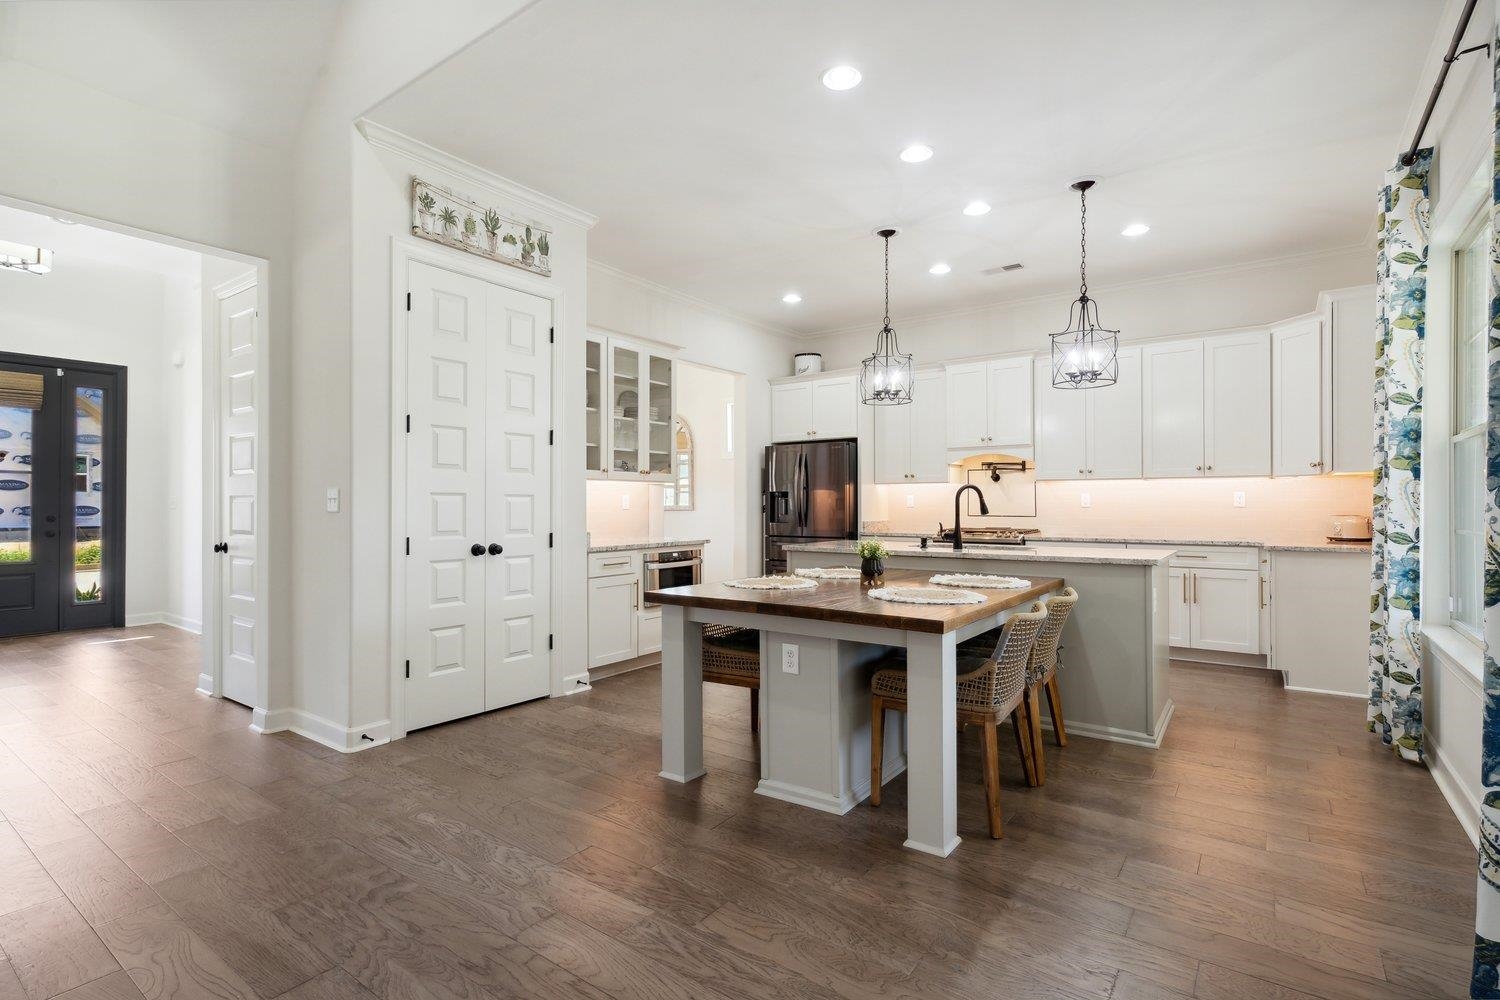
<box><xmin>750</xmin><ymin>687</ymin><xmax>759</xmax><ymax>735</ymax></box>
<box><xmin>870</xmin><ymin>696</ymin><xmax>885</xmax><ymax>807</ymax></box>
<box><xmin>1046</xmin><ymin>676</ymin><xmax>1067</xmax><ymax>747</ymax></box>
<box><xmin>981</xmin><ymin>718</ymin><xmax>1003</xmax><ymax>838</ymax></box>
<box><xmin>1011</xmin><ymin>705</ymin><xmax>1036</xmax><ymax>787</ymax></box>
<box><xmin>1027</xmin><ymin>685</ymin><xmax>1046</xmax><ymax>786</ymax></box>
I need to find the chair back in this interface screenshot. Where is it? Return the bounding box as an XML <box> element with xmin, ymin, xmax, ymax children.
<box><xmin>1028</xmin><ymin>587</ymin><xmax>1078</xmax><ymax>682</ymax></box>
<box><xmin>962</xmin><ymin>606</ymin><xmax>1047</xmax><ymax>710</ymax></box>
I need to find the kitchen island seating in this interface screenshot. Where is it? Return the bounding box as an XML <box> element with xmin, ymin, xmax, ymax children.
<box><xmin>868</xmin><ymin>606</ymin><xmax>1048</xmax><ymax>838</ymax></box>
<box><xmin>700</xmin><ymin>623</ymin><xmax>761</xmax><ymax>733</ymax></box>
<box><xmin>1025</xmin><ymin>587</ymin><xmax>1079</xmax><ymax>785</ymax></box>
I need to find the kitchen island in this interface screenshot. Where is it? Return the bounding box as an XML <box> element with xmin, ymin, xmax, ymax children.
<box><xmin>787</xmin><ymin>540</ymin><xmax>1175</xmax><ymax>751</ymax></box>
<box><xmin>648</xmin><ymin>569</ymin><xmax>1062</xmax><ymax>858</ymax></box>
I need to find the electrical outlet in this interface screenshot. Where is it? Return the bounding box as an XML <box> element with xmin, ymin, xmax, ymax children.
<box><xmin>620</xmin><ymin>493</ymin><xmax>631</xmax><ymax>510</ymax></box>
<box><xmin>1233</xmin><ymin>491</ymin><xmax>1246</xmax><ymax>508</ymax></box>
<box><xmin>325</xmin><ymin>487</ymin><xmax>340</xmax><ymax>513</ymax></box>
<box><xmin>905</xmin><ymin>494</ymin><xmax>916</xmax><ymax>509</ymax></box>
<box><xmin>1080</xmin><ymin>492</ymin><xmax>1091</xmax><ymax>508</ymax></box>
<box><xmin>781</xmin><ymin>643</ymin><xmax>800</xmax><ymax>675</ymax></box>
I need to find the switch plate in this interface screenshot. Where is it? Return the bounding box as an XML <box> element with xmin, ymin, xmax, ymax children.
<box><xmin>1080</xmin><ymin>492</ymin><xmax>1091</xmax><ymax>508</ymax></box>
<box><xmin>1233</xmin><ymin>491</ymin><xmax>1246</xmax><ymax>508</ymax></box>
<box><xmin>781</xmin><ymin>643</ymin><xmax>799</xmax><ymax>675</ymax></box>
<box><xmin>325</xmin><ymin>487</ymin><xmax>340</xmax><ymax>513</ymax></box>
<box><xmin>905</xmin><ymin>494</ymin><xmax>916</xmax><ymax>508</ymax></box>
<box><xmin>621</xmin><ymin>493</ymin><xmax>631</xmax><ymax>510</ymax></box>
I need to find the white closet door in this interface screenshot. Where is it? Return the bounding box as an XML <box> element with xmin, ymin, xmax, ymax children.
<box><xmin>405</xmin><ymin>262</ymin><xmax>489</xmax><ymax>731</ymax></box>
<box><xmin>1142</xmin><ymin>340</ymin><xmax>1205</xmax><ymax>478</ymax></box>
<box><xmin>217</xmin><ymin>281</ymin><xmax>261</xmax><ymax>709</ymax></box>
<box><xmin>1085</xmin><ymin>346</ymin><xmax>1142</xmax><ymax>479</ymax></box>
<box><xmin>1204</xmin><ymin>332</ymin><xmax>1271</xmax><ymax>477</ymax></box>
<box><xmin>484</xmin><ymin>284</ymin><xmax>553</xmax><ymax>710</ymax></box>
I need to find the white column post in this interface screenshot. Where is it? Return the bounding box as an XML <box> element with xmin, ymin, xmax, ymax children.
<box><xmin>659</xmin><ymin>604</ymin><xmax>705</xmax><ymax>782</ymax></box>
<box><xmin>903</xmin><ymin>629</ymin><xmax>959</xmax><ymax>856</ymax></box>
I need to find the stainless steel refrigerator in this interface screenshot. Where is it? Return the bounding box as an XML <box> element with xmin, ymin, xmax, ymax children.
<box><xmin>762</xmin><ymin>439</ymin><xmax>858</xmax><ymax>574</ymax></box>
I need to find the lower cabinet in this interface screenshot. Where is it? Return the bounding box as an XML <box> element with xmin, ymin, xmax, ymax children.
<box><xmin>587</xmin><ymin>574</ymin><xmax>639</xmax><ymax>668</ymax></box>
<box><xmin>1158</xmin><ymin>546</ymin><xmax>1263</xmax><ymax>655</ymax></box>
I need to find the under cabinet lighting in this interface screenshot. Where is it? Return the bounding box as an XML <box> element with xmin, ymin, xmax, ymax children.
<box><xmin>0</xmin><ymin>240</ymin><xmax>52</xmax><ymax>275</ymax></box>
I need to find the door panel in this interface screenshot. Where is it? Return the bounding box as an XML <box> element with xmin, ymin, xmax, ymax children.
<box><xmin>1204</xmin><ymin>332</ymin><xmax>1270</xmax><ymax>477</ymax></box>
<box><xmin>1034</xmin><ymin>365</ymin><xmax>1087</xmax><ymax>480</ymax></box>
<box><xmin>872</xmin><ymin>397</ymin><xmax>910</xmax><ymax>483</ymax></box>
<box><xmin>770</xmin><ymin>383</ymin><xmax>811</xmax><ymax>442</ymax></box>
<box><xmin>1168</xmin><ymin>567</ymin><xmax>1190</xmax><ymax>646</ymax></box>
<box><xmin>810</xmin><ymin>377</ymin><xmax>857</xmax><ymax>439</ymax></box>
<box><xmin>1085</xmin><ymin>347</ymin><xmax>1142</xmax><ymax>479</ymax></box>
<box><xmin>484</xmin><ymin>284</ymin><xmax>552</xmax><ymax>710</ymax></box>
<box><xmin>1142</xmin><ymin>340</ymin><xmax>1205</xmax><ymax>478</ymax></box>
<box><xmin>406</xmin><ymin>263</ymin><xmax>489</xmax><ymax>730</ymax></box>
<box><xmin>0</xmin><ymin>363</ymin><xmax>61</xmax><ymax>637</ymax></box>
<box><xmin>216</xmin><ymin>285</ymin><xmax>260</xmax><ymax>705</ymax></box>
<box><xmin>588</xmin><ymin>575</ymin><xmax>637</xmax><ymax>667</ymax></box>
<box><xmin>1272</xmin><ymin>319</ymin><xmax>1324</xmax><ymax>476</ymax></box>
<box><xmin>945</xmin><ymin>363</ymin><xmax>989</xmax><ymax>448</ymax></box>
<box><xmin>907</xmin><ymin>371</ymin><xmax>949</xmax><ymax>482</ymax></box>
<box><xmin>986</xmin><ymin>357</ymin><xmax>1032</xmax><ymax>446</ymax></box>
<box><xmin>1189</xmin><ymin>568</ymin><xmax>1260</xmax><ymax>654</ymax></box>
<box><xmin>800</xmin><ymin>441</ymin><xmax>856</xmax><ymax>538</ymax></box>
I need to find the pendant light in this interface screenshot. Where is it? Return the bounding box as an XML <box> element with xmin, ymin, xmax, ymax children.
<box><xmin>860</xmin><ymin>228</ymin><xmax>913</xmax><ymax>405</ymax></box>
<box><xmin>1050</xmin><ymin>180</ymin><xmax>1118</xmax><ymax>389</ymax></box>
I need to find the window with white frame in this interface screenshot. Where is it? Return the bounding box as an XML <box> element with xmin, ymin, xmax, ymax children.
<box><xmin>1450</xmin><ymin>211</ymin><xmax>1488</xmax><ymax>639</ymax></box>
<box><xmin>662</xmin><ymin>417</ymin><xmax>693</xmax><ymax>511</ymax></box>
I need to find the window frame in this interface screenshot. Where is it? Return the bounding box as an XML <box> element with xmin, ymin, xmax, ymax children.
<box><xmin>662</xmin><ymin>416</ymin><xmax>694</xmax><ymax>512</ymax></box>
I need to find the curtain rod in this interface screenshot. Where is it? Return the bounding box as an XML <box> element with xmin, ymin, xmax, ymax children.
<box><xmin>1401</xmin><ymin>0</ymin><xmax>1485</xmax><ymax>166</ymax></box>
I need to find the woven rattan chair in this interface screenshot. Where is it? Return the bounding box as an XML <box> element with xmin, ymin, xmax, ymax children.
<box><xmin>868</xmin><ymin>606</ymin><xmax>1048</xmax><ymax>838</ymax></box>
<box><xmin>701</xmin><ymin>624</ymin><xmax>761</xmax><ymax>733</ymax></box>
<box><xmin>1024</xmin><ymin>587</ymin><xmax>1079</xmax><ymax>785</ymax></box>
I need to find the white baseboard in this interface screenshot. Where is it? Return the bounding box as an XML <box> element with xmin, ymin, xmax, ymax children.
<box><xmin>1282</xmin><ymin>683</ymin><xmax>1365</xmax><ymax>698</ymax></box>
<box><xmin>195</xmin><ymin>673</ymin><xmax>214</xmax><ymax>697</ymax></box>
<box><xmin>1428</xmin><ymin>736</ymin><xmax>1481</xmax><ymax>850</ymax></box>
<box><xmin>1036</xmin><ymin>701</ymin><xmax>1171</xmax><ymax>749</ymax></box>
<box><xmin>252</xmin><ymin>708</ymin><xmax>391</xmax><ymax>753</ymax></box>
<box><xmin>124</xmin><ymin>612</ymin><xmax>202</xmax><ymax>633</ymax></box>
<box><xmin>755</xmin><ymin>778</ymin><xmax>859</xmax><ymax>815</ymax></box>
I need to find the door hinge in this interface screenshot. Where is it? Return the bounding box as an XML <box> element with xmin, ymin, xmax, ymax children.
<box><xmin>549</xmin><ymin>532</ymin><xmax>554</xmax><ymax>548</ymax></box>
<box><xmin>406</xmin><ymin>292</ymin><xmax>412</xmax><ymax>312</ymax></box>
<box><xmin>548</xmin><ymin>634</ymin><xmax>554</xmax><ymax>650</ymax></box>
<box><xmin>548</xmin><ymin>429</ymin><xmax>554</xmax><ymax>445</ymax></box>
<box><xmin>549</xmin><ymin>326</ymin><xmax>555</xmax><ymax>344</ymax></box>
<box><xmin>405</xmin><ymin>659</ymin><xmax>410</xmax><ymax>679</ymax></box>
<box><xmin>405</xmin><ymin>414</ymin><xmax>411</xmax><ymax>434</ymax></box>
<box><xmin>405</xmin><ymin>536</ymin><xmax>410</xmax><ymax>556</ymax></box>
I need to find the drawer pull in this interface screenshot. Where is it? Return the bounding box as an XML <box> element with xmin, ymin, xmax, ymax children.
<box><xmin>1175</xmin><ymin>554</ymin><xmax>1209</xmax><ymax>559</ymax></box>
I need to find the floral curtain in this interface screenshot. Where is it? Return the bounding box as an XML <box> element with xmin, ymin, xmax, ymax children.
<box><xmin>1367</xmin><ymin>147</ymin><xmax>1431</xmax><ymax>763</ymax></box>
<box><xmin>1471</xmin><ymin>14</ymin><xmax>1500</xmax><ymax>994</ymax></box>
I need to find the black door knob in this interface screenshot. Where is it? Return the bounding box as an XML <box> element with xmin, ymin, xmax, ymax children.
<box><xmin>488</xmin><ymin>543</ymin><xmax>503</xmax><ymax>556</ymax></box>
<box><xmin>43</xmin><ymin>529</ymin><xmax>57</xmax><ymax>539</ymax></box>
<box><xmin>213</xmin><ymin>542</ymin><xmax>228</xmax><ymax>553</ymax></box>
<box><xmin>470</xmin><ymin>543</ymin><xmax>485</xmax><ymax>557</ymax></box>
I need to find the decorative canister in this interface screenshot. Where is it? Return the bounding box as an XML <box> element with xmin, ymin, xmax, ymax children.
<box><xmin>793</xmin><ymin>352</ymin><xmax>823</xmax><ymax>376</ymax></box>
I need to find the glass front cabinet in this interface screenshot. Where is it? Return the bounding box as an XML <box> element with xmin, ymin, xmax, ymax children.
<box><xmin>586</xmin><ymin>332</ymin><xmax>675</xmax><ymax>482</ymax></box>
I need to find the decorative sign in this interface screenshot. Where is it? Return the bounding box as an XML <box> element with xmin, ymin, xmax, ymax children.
<box><xmin>410</xmin><ymin>178</ymin><xmax>552</xmax><ymax>277</ymax></box>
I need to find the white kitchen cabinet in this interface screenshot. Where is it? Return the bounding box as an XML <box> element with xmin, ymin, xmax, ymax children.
<box><xmin>945</xmin><ymin>356</ymin><xmax>1032</xmax><ymax>451</ymax></box>
<box><xmin>770</xmin><ymin>374</ymin><xmax>857</xmax><ymax>442</ymax></box>
<box><xmin>1142</xmin><ymin>340</ymin><xmax>1206</xmax><ymax>478</ymax></box>
<box><xmin>587</xmin><ymin>332</ymin><xmax>676</xmax><ymax>482</ymax></box>
<box><xmin>1168</xmin><ymin>566</ymin><xmax>1191</xmax><ymax>646</ymax></box>
<box><xmin>1203</xmin><ymin>331</ymin><xmax>1271</xmax><ymax>476</ymax></box>
<box><xmin>637</xmin><ymin>609</ymin><xmax>662</xmax><ymax>656</ymax></box>
<box><xmin>1035</xmin><ymin>346</ymin><xmax>1141</xmax><ymax>479</ymax></box>
<box><xmin>587</xmin><ymin>574</ymin><xmax>639</xmax><ymax>668</ymax></box>
<box><xmin>1187</xmin><ymin>568</ymin><xmax>1261</xmax><ymax>654</ymax></box>
<box><xmin>1269</xmin><ymin>550</ymin><xmax>1369</xmax><ymax>695</ymax></box>
<box><xmin>1271</xmin><ymin>317</ymin><xmax>1325</xmax><ymax>476</ymax></box>
<box><xmin>1323</xmin><ymin>286</ymin><xmax>1377</xmax><ymax>474</ymax></box>
<box><xmin>874</xmin><ymin>370</ymin><xmax>947</xmax><ymax>483</ymax></box>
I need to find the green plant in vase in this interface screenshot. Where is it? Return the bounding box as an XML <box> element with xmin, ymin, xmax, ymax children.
<box><xmin>437</xmin><ymin>207</ymin><xmax>458</xmax><ymax>238</ymax></box>
<box><xmin>416</xmin><ymin>191</ymin><xmax>436</xmax><ymax>232</ymax></box>
<box><xmin>856</xmin><ymin>538</ymin><xmax>889</xmax><ymax>585</ymax></box>
<box><xmin>537</xmin><ymin>232</ymin><xmax>550</xmax><ymax>264</ymax></box>
<box><xmin>462</xmin><ymin>213</ymin><xmax>478</xmax><ymax>244</ymax></box>
<box><xmin>482</xmin><ymin>208</ymin><xmax>502</xmax><ymax>252</ymax></box>
<box><xmin>520</xmin><ymin>225</ymin><xmax>537</xmax><ymax>266</ymax></box>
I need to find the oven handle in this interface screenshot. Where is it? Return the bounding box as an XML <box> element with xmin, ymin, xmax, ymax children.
<box><xmin>646</xmin><ymin>559</ymin><xmax>701</xmax><ymax>570</ymax></box>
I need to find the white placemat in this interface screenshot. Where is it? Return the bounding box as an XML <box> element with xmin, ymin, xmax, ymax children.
<box><xmin>930</xmin><ymin>573</ymin><xmax>1031</xmax><ymax>590</ymax></box>
<box><xmin>723</xmin><ymin>576</ymin><xmax>818</xmax><ymax>591</ymax></box>
<box><xmin>793</xmin><ymin>567</ymin><xmax>862</xmax><ymax>580</ymax></box>
<box><xmin>868</xmin><ymin>586</ymin><xmax>986</xmax><ymax>605</ymax></box>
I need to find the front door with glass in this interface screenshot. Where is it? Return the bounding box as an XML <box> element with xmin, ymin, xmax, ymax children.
<box><xmin>0</xmin><ymin>354</ymin><xmax>125</xmax><ymax>638</ymax></box>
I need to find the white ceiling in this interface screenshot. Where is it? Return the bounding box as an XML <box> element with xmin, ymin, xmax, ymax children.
<box><xmin>369</xmin><ymin>0</ymin><xmax>1443</xmax><ymax>334</ymax></box>
<box><xmin>0</xmin><ymin>204</ymin><xmax>201</xmax><ymax>280</ymax></box>
<box><xmin>0</xmin><ymin>0</ymin><xmax>341</xmax><ymax>149</ymax></box>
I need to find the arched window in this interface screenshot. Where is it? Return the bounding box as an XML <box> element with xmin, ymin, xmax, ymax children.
<box><xmin>662</xmin><ymin>417</ymin><xmax>693</xmax><ymax>510</ymax></box>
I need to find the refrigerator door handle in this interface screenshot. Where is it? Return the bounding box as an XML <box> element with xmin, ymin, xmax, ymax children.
<box><xmin>798</xmin><ymin>451</ymin><xmax>810</xmax><ymax>529</ymax></box>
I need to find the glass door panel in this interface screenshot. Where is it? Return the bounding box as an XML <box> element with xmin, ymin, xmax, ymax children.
<box><xmin>610</xmin><ymin>344</ymin><xmax>641</xmax><ymax>475</ymax></box>
<box><xmin>0</xmin><ymin>363</ymin><xmax>61</xmax><ymax>637</ymax></box>
<box><xmin>72</xmin><ymin>386</ymin><xmax>105</xmax><ymax>605</ymax></box>
<box><xmin>646</xmin><ymin>354</ymin><xmax>673</xmax><ymax>476</ymax></box>
<box><xmin>585</xmin><ymin>339</ymin><xmax>603</xmax><ymax>475</ymax></box>
<box><xmin>58</xmin><ymin>366</ymin><xmax>122</xmax><ymax>633</ymax></box>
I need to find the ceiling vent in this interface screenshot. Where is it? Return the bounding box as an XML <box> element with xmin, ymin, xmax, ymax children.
<box><xmin>981</xmin><ymin>263</ymin><xmax>1024</xmax><ymax>275</ymax></box>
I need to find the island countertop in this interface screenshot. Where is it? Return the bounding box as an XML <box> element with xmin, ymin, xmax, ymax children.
<box><xmin>646</xmin><ymin>569</ymin><xmax>1062</xmax><ymax>634</ymax></box>
<box><xmin>783</xmin><ymin>539</ymin><xmax>1176</xmax><ymax>566</ymax></box>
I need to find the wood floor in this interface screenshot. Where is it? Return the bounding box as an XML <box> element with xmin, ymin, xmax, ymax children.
<box><xmin>0</xmin><ymin>625</ymin><xmax>1477</xmax><ymax>1000</ymax></box>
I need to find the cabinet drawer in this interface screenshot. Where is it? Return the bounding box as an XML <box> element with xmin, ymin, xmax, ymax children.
<box><xmin>1158</xmin><ymin>545</ymin><xmax>1259</xmax><ymax>571</ymax></box>
<box><xmin>588</xmin><ymin>551</ymin><xmax>642</xmax><ymax>578</ymax></box>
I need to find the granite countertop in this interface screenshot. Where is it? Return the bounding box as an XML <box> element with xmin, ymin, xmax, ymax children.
<box><xmin>856</xmin><ymin>527</ymin><xmax>1370</xmax><ymax>555</ymax></box>
<box><xmin>784</xmin><ymin>539</ymin><xmax>1176</xmax><ymax>567</ymax></box>
<box><xmin>588</xmin><ymin>538</ymin><xmax>710</xmax><ymax>553</ymax></box>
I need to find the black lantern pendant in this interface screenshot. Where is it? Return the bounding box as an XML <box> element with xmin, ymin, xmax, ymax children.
<box><xmin>1050</xmin><ymin>180</ymin><xmax>1119</xmax><ymax>389</ymax></box>
<box><xmin>860</xmin><ymin>228</ymin><xmax>913</xmax><ymax>405</ymax></box>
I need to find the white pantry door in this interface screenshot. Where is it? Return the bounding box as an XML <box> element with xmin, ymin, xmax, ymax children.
<box><xmin>406</xmin><ymin>263</ymin><xmax>490</xmax><ymax>730</ymax></box>
<box><xmin>484</xmin><ymin>283</ymin><xmax>552</xmax><ymax>710</ymax></box>
<box><xmin>217</xmin><ymin>281</ymin><xmax>261</xmax><ymax>709</ymax></box>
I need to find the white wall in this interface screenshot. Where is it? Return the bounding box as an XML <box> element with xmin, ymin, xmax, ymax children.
<box><xmin>0</xmin><ymin>258</ymin><xmax>203</xmax><ymax>627</ymax></box>
<box><xmin>663</xmin><ymin>362</ymin><xmax>742</xmax><ymax>581</ymax></box>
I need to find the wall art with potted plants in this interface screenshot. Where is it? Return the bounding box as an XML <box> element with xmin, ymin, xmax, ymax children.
<box><xmin>410</xmin><ymin>178</ymin><xmax>553</xmax><ymax>277</ymax></box>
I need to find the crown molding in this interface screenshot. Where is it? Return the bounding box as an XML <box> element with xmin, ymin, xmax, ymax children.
<box><xmin>587</xmin><ymin>259</ymin><xmax>797</xmax><ymax>341</ymax></box>
<box><xmin>357</xmin><ymin>118</ymin><xmax>598</xmax><ymax>230</ymax></box>
<box><xmin>798</xmin><ymin>241</ymin><xmax>1373</xmax><ymax>341</ymax></box>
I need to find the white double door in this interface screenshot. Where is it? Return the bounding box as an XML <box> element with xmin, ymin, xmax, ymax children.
<box><xmin>405</xmin><ymin>261</ymin><xmax>553</xmax><ymax>731</ymax></box>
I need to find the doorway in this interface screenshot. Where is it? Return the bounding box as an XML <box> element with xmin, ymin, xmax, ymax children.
<box><xmin>0</xmin><ymin>354</ymin><xmax>126</xmax><ymax>637</ymax></box>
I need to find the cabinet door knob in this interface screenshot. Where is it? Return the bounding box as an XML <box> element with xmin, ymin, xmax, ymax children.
<box><xmin>1195</xmin><ymin>465</ymin><xmax>1203</xmax><ymax>471</ymax></box>
<box><xmin>1206</xmin><ymin>465</ymin><xmax>1213</xmax><ymax>471</ymax></box>
<box><xmin>1078</xmin><ymin>468</ymin><xmax>1084</xmax><ymax>474</ymax></box>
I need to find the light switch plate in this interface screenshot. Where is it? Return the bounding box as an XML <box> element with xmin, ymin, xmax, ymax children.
<box><xmin>781</xmin><ymin>643</ymin><xmax>799</xmax><ymax>675</ymax></box>
<box><xmin>1233</xmin><ymin>491</ymin><xmax>1246</xmax><ymax>508</ymax></box>
<box><xmin>325</xmin><ymin>487</ymin><xmax>340</xmax><ymax>513</ymax></box>
<box><xmin>905</xmin><ymin>494</ymin><xmax>916</xmax><ymax>508</ymax></box>
<box><xmin>621</xmin><ymin>493</ymin><xmax>631</xmax><ymax>510</ymax></box>
<box><xmin>1080</xmin><ymin>492</ymin><xmax>1092</xmax><ymax>508</ymax></box>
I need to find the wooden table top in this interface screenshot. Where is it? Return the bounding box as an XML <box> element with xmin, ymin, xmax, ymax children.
<box><xmin>646</xmin><ymin>569</ymin><xmax>1063</xmax><ymax>634</ymax></box>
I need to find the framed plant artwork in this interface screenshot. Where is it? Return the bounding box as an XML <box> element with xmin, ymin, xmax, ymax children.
<box><xmin>410</xmin><ymin>178</ymin><xmax>552</xmax><ymax>277</ymax></box>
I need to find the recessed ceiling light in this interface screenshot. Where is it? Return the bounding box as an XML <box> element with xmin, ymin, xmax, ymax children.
<box><xmin>782</xmin><ymin>292</ymin><xmax>802</xmax><ymax>304</ymax></box>
<box><xmin>1121</xmin><ymin>222</ymin><xmax>1150</xmax><ymax>237</ymax></box>
<box><xmin>928</xmin><ymin>262</ymin><xmax>951</xmax><ymax>275</ymax></box>
<box><xmin>899</xmin><ymin>144</ymin><xmax>933</xmax><ymax>163</ymax></box>
<box><xmin>821</xmin><ymin>65</ymin><xmax>862</xmax><ymax>91</ymax></box>
<box><xmin>962</xmin><ymin>201</ymin><xmax>991</xmax><ymax>217</ymax></box>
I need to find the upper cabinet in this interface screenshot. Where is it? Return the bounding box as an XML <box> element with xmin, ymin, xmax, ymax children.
<box><xmin>874</xmin><ymin>370</ymin><xmax>948</xmax><ymax>483</ymax></box>
<box><xmin>1142</xmin><ymin>340</ymin><xmax>1207</xmax><ymax>477</ymax></box>
<box><xmin>1034</xmin><ymin>347</ymin><xmax>1141</xmax><ymax>479</ymax></box>
<box><xmin>1323</xmin><ymin>286</ymin><xmax>1377</xmax><ymax>474</ymax></box>
<box><xmin>586</xmin><ymin>332</ymin><xmax>676</xmax><ymax>481</ymax></box>
<box><xmin>945</xmin><ymin>356</ymin><xmax>1032</xmax><ymax>451</ymax></box>
<box><xmin>770</xmin><ymin>373</ymin><xmax>858</xmax><ymax>442</ymax></box>
<box><xmin>1271</xmin><ymin>317</ymin><xmax>1324</xmax><ymax>477</ymax></box>
<box><xmin>1142</xmin><ymin>333</ymin><xmax>1271</xmax><ymax>479</ymax></box>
